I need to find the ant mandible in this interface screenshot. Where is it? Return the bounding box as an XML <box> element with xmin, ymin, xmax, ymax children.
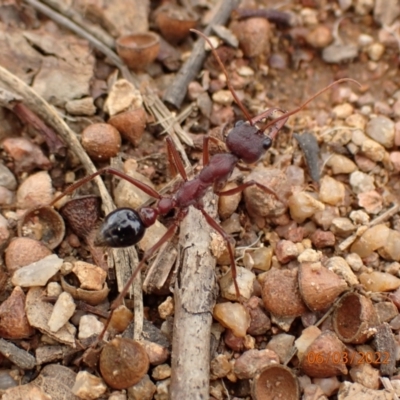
<box><xmin>50</xmin><ymin>30</ymin><xmax>358</xmax><ymax>320</ymax></box>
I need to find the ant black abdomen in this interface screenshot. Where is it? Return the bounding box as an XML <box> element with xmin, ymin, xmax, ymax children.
<box><xmin>95</xmin><ymin>208</ymin><xmax>146</xmax><ymax>248</ymax></box>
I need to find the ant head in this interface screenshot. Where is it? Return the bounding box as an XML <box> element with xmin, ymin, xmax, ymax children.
<box><xmin>226</xmin><ymin>121</ymin><xmax>272</xmax><ymax>164</ymax></box>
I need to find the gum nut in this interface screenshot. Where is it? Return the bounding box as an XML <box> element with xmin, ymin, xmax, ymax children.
<box><xmin>61</xmin><ymin>275</ymin><xmax>109</xmax><ymax>306</ymax></box>
<box><xmin>72</xmin><ymin>261</ymin><xmax>107</xmax><ymax>291</ymax></box>
<box><xmin>298</xmin><ymin>262</ymin><xmax>348</xmax><ymax>311</ymax></box>
<box><xmin>100</xmin><ymin>338</ymin><xmax>149</xmax><ymax>389</ymax></box>
<box><xmin>60</xmin><ymin>196</ymin><xmax>101</xmax><ymax>237</ymax></box>
<box><xmin>16</xmin><ymin>171</ymin><xmax>53</xmax><ymax>210</ymax></box>
<box><xmin>230</xmin><ymin>17</ymin><xmax>271</xmax><ymax>58</ymax></box>
<box><xmin>0</xmin><ymin>286</ymin><xmax>34</xmax><ymax>339</ymax></box>
<box><xmin>213</xmin><ymin>302</ymin><xmax>251</xmax><ymax>338</ymax></box>
<box><xmin>359</xmin><ymin>271</ymin><xmax>400</xmax><ymax>292</ymax></box>
<box><xmin>333</xmin><ymin>292</ymin><xmax>378</xmax><ymax>344</ymax></box>
<box><xmin>155</xmin><ymin>4</ymin><xmax>197</xmax><ymax>43</ymax></box>
<box><xmin>300</xmin><ymin>331</ymin><xmax>348</xmax><ymax>378</ymax></box>
<box><xmin>288</xmin><ymin>192</ymin><xmax>325</xmax><ymax>224</ymax></box>
<box><xmin>18</xmin><ymin>206</ymin><xmax>65</xmax><ymax>249</ymax></box>
<box><xmin>108</xmin><ymin>108</ymin><xmax>147</xmax><ymax>146</ymax></box>
<box><xmin>350</xmin><ymin>224</ymin><xmax>391</xmax><ymax>258</ymax></box>
<box><xmin>261</xmin><ymin>268</ymin><xmax>308</xmax><ymax>317</ymax></box>
<box><xmin>252</xmin><ymin>365</ymin><xmax>299</xmax><ymax>400</ymax></box>
<box><xmin>5</xmin><ymin>237</ymin><xmax>52</xmax><ymax>275</ymax></box>
<box><xmin>116</xmin><ymin>32</ymin><xmax>160</xmax><ymax>71</ymax></box>
<box><xmin>81</xmin><ymin>123</ymin><xmax>121</xmax><ymax>161</ymax></box>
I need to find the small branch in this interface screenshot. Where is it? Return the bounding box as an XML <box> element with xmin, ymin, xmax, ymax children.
<box><xmin>163</xmin><ymin>0</ymin><xmax>240</xmax><ymax>109</ymax></box>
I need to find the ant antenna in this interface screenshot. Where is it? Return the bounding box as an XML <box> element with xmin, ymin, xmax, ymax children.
<box><xmin>191</xmin><ymin>29</ymin><xmax>254</xmax><ymax>123</ymax></box>
<box><xmin>262</xmin><ymin>78</ymin><xmax>361</xmax><ymax>134</ymax></box>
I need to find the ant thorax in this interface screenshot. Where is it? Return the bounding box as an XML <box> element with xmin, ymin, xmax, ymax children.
<box><xmin>225</xmin><ymin>122</ymin><xmax>272</xmax><ymax>164</ymax></box>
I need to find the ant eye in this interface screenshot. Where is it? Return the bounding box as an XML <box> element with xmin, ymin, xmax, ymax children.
<box><xmin>234</xmin><ymin>120</ymin><xmax>245</xmax><ymax>127</ymax></box>
<box><xmin>262</xmin><ymin>137</ymin><xmax>272</xmax><ymax>150</ymax></box>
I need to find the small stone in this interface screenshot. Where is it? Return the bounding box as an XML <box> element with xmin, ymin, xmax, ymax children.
<box><xmin>47</xmin><ymin>282</ymin><xmax>62</xmax><ymax>297</ymax></box>
<box><xmin>374</xmin><ymin>0</ymin><xmax>400</xmax><ymax>26</ymax></box>
<box><xmin>72</xmin><ymin>261</ymin><xmax>107</xmax><ymax>291</ymax></box>
<box><xmin>313</xmin><ymin>206</ymin><xmax>339</xmax><ymax>230</ymax></box>
<box><xmin>127</xmin><ymin>375</ymin><xmax>156</xmax><ymax>400</ymax></box>
<box><xmin>332</xmin><ymin>103</ymin><xmax>354</xmax><ymax>119</ymax></box>
<box><xmin>310</xmin><ymin>230</ymin><xmax>335</xmax><ymax>248</ymax></box>
<box><xmin>367</xmin><ymin>43</ymin><xmax>385</xmax><ymax>61</ymax></box>
<box><xmin>0</xmin><ymin>164</ymin><xmax>17</xmax><ymax>190</ymax></box>
<box><xmin>350</xmin><ymin>224</ymin><xmax>391</xmax><ymax>258</ymax></box>
<box><xmin>345</xmin><ymin>253</ymin><xmax>364</xmax><ymax>272</ymax></box>
<box><xmin>266</xmin><ymin>333</ymin><xmax>295</xmax><ymax>363</ymax></box>
<box><xmin>104</xmin><ymin>79</ymin><xmax>142</xmax><ymax>116</ymax></box>
<box><xmin>158</xmin><ymin>297</ymin><xmax>174</xmax><ymax>319</ymax></box>
<box><xmin>219</xmin><ymin>267</ymin><xmax>255</xmax><ymax>301</ymax></box>
<box><xmin>297</xmin><ymin>249</ymin><xmax>321</xmax><ymax>263</ymax></box>
<box><xmin>16</xmin><ymin>171</ymin><xmax>53</xmax><ymax>210</ymax></box>
<box><xmin>360</xmin><ymin>271</ymin><xmax>400</xmax><ymax>292</ymax></box>
<box><xmin>374</xmin><ymin>302</ymin><xmax>398</xmax><ymax>323</ymax></box>
<box><xmin>355</xmin><ymin>0</ymin><xmax>374</xmax><ymax>15</ymax></box>
<box><xmin>152</xmin><ymin>364</ymin><xmax>171</xmax><ymax>381</ymax></box>
<box><xmin>155</xmin><ymin>378</ymin><xmax>170</xmax><ymax>400</ymax></box>
<box><xmin>305</xmin><ymin>25</ymin><xmax>333</xmax><ymax>48</ymax></box>
<box><xmin>366</xmin><ymin>116</ymin><xmax>395</xmax><ymax>149</ymax></box>
<box><xmin>338</xmin><ymin>381</ymin><xmax>392</xmax><ymax>400</ymax></box>
<box><xmin>319</xmin><ymin>176</ymin><xmax>345</xmax><ymax>206</ymax></box>
<box><xmin>251</xmin><ymin>247</ymin><xmax>273</xmax><ymax>271</ymax></box>
<box><xmin>379</xmin><ymin>229</ymin><xmax>400</xmax><ymax>261</ymax></box>
<box><xmin>213</xmin><ymin>302</ymin><xmax>250</xmax><ymax>338</ymax></box>
<box><xmin>314</xmin><ymin>377</ymin><xmax>341</xmax><ymax>397</ymax></box>
<box><xmin>345</xmin><ymin>113</ymin><xmax>366</xmax><ymax>130</ymax></box>
<box><xmin>288</xmin><ymin>192</ymin><xmax>325</xmax><ymax>223</ymax></box>
<box><xmin>218</xmin><ymin>182</ymin><xmax>241</xmax><ymax>220</ymax></box>
<box><xmin>349</xmin><ymin>171</ymin><xmax>375</xmax><ymax>194</ymax></box>
<box><xmin>361</xmin><ymin>138</ymin><xmax>386</xmax><ymax>162</ymax></box>
<box><xmin>325</xmin><ymin>257</ymin><xmax>358</xmax><ymax>286</ymax></box>
<box><xmin>210</xmin><ymin>354</ymin><xmax>232</xmax><ymax>379</ymax></box>
<box><xmin>394</xmin><ymin>121</ymin><xmax>400</xmax><ymax>145</ymax></box>
<box><xmin>72</xmin><ymin>371</ymin><xmax>107</xmax><ymax>400</ymax></box>
<box><xmin>351</xmin><ymin>129</ymin><xmax>368</xmax><ymax>146</ymax></box>
<box><xmin>0</xmin><ymin>214</ymin><xmax>10</xmax><ymax>246</ymax></box>
<box><xmin>322</xmin><ymin>43</ymin><xmax>358</xmax><ymax>63</ymax></box>
<box><xmin>78</xmin><ymin>315</ymin><xmax>104</xmax><ymax>340</ymax></box>
<box><xmin>330</xmin><ymin>218</ymin><xmax>356</xmax><ymax>237</ymax></box>
<box><xmin>233</xmin><ymin>349</ymin><xmax>279</xmax><ymax>379</ymax></box>
<box><xmin>275</xmin><ymin>240</ymin><xmax>299</xmax><ymax>264</ymax></box>
<box><xmin>349</xmin><ymin>210</ymin><xmax>370</xmax><ymax>225</ymax></box>
<box><xmin>48</xmin><ymin>292</ymin><xmax>76</xmax><ymax>333</ymax></box>
<box><xmin>140</xmin><ymin>340</ymin><xmax>169</xmax><ymax>365</ymax></box>
<box><xmin>357</xmin><ymin>190</ymin><xmax>383</xmax><ymax>214</ymax></box>
<box><xmin>326</xmin><ymin>154</ymin><xmax>357</xmax><ymax>174</ymax></box>
<box><xmin>108</xmin><ymin>392</ymin><xmax>127</xmax><ymax>400</ymax></box>
<box><xmin>11</xmin><ymin>254</ymin><xmax>63</xmax><ymax>287</ymax></box>
<box><xmin>65</xmin><ymin>98</ymin><xmax>96</xmax><ymax>116</ymax></box>
<box><xmin>349</xmin><ymin>363</ymin><xmax>380</xmax><ymax>390</ymax></box>
<box><xmin>212</xmin><ymin>90</ymin><xmax>234</xmax><ymax>106</ymax></box>
<box><xmin>245</xmin><ymin>296</ymin><xmax>271</xmax><ymax>336</ymax></box>
<box><xmin>0</xmin><ymin>186</ymin><xmax>14</xmax><ymax>206</ymax></box>
<box><xmin>390</xmin><ymin>151</ymin><xmax>400</xmax><ymax>171</ymax></box>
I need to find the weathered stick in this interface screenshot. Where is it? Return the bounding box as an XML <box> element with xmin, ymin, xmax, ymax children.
<box><xmin>170</xmin><ymin>191</ymin><xmax>218</xmax><ymax>399</ymax></box>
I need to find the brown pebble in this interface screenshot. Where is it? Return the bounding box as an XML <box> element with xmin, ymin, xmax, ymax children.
<box><xmin>310</xmin><ymin>230</ymin><xmax>335</xmax><ymax>248</ymax></box>
<box><xmin>275</xmin><ymin>240</ymin><xmax>299</xmax><ymax>264</ymax></box>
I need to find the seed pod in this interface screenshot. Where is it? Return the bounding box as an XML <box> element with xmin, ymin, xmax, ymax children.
<box><xmin>100</xmin><ymin>338</ymin><xmax>149</xmax><ymax>389</ymax></box>
<box><xmin>298</xmin><ymin>262</ymin><xmax>348</xmax><ymax>311</ymax></box>
<box><xmin>333</xmin><ymin>292</ymin><xmax>378</xmax><ymax>344</ymax></box>
<box><xmin>261</xmin><ymin>268</ymin><xmax>308</xmax><ymax>317</ymax></box>
<box><xmin>299</xmin><ymin>330</ymin><xmax>348</xmax><ymax>378</ymax></box>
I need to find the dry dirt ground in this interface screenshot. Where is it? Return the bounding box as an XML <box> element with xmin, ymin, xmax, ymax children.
<box><xmin>1</xmin><ymin>0</ymin><xmax>400</xmax><ymax>399</ymax></box>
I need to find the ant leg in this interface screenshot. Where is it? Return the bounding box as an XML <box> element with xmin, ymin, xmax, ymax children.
<box><xmin>197</xmin><ymin>206</ymin><xmax>241</xmax><ymax>300</ymax></box>
<box><xmin>166</xmin><ymin>137</ymin><xmax>188</xmax><ymax>181</ymax></box>
<box><xmin>50</xmin><ymin>167</ymin><xmax>162</xmax><ymax>206</ymax></box>
<box><xmin>218</xmin><ymin>180</ymin><xmax>280</xmax><ymax>200</ymax></box>
<box><xmin>202</xmin><ymin>136</ymin><xmax>222</xmax><ymax>166</ymax></box>
<box><xmin>97</xmin><ymin>219</ymin><xmax>180</xmax><ymax>341</ymax></box>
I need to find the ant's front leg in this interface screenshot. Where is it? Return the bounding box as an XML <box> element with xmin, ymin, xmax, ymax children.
<box><xmin>50</xmin><ymin>167</ymin><xmax>162</xmax><ymax>206</ymax></box>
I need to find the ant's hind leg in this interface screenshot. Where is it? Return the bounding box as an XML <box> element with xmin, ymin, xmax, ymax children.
<box><xmin>198</xmin><ymin>206</ymin><xmax>242</xmax><ymax>301</ymax></box>
<box><xmin>50</xmin><ymin>167</ymin><xmax>162</xmax><ymax>206</ymax></box>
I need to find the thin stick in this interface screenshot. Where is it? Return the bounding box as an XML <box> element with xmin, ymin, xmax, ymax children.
<box><xmin>163</xmin><ymin>0</ymin><xmax>240</xmax><ymax>109</ymax></box>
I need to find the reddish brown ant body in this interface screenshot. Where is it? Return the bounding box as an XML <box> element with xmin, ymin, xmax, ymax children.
<box><xmin>50</xmin><ymin>31</ymin><xmax>358</xmax><ymax>331</ymax></box>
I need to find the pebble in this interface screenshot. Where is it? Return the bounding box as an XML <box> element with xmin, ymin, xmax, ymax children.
<box><xmin>158</xmin><ymin>297</ymin><xmax>174</xmax><ymax>319</ymax></box>
<box><xmin>245</xmin><ymin>296</ymin><xmax>271</xmax><ymax>336</ymax></box>
<box><xmin>212</xmin><ymin>90</ymin><xmax>234</xmax><ymax>106</ymax></box>
<box><xmin>219</xmin><ymin>266</ymin><xmax>255</xmax><ymax>301</ymax></box>
<box><xmin>127</xmin><ymin>375</ymin><xmax>156</xmax><ymax>400</ymax></box>
<box><xmin>350</xmin><ymin>209</ymin><xmax>370</xmax><ymax>226</ymax></box>
<box><xmin>152</xmin><ymin>364</ymin><xmax>171</xmax><ymax>381</ymax></box>
<box><xmin>295</xmin><ymin>325</ymin><xmax>321</xmax><ymax>360</ymax></box>
<box><xmin>275</xmin><ymin>240</ymin><xmax>299</xmax><ymax>264</ymax></box>
<box><xmin>65</xmin><ymin>97</ymin><xmax>96</xmax><ymax>116</ymax></box>
<box><xmin>251</xmin><ymin>247</ymin><xmax>273</xmax><ymax>271</ymax></box>
<box><xmin>355</xmin><ymin>0</ymin><xmax>374</xmax><ymax>15</ymax></box>
<box><xmin>288</xmin><ymin>192</ymin><xmax>325</xmax><ymax>223</ymax></box>
<box><xmin>357</xmin><ymin>190</ymin><xmax>383</xmax><ymax>214</ymax></box>
<box><xmin>314</xmin><ymin>377</ymin><xmax>341</xmax><ymax>397</ymax></box>
<box><xmin>345</xmin><ymin>253</ymin><xmax>363</xmax><ymax>272</ymax></box>
<box><xmin>104</xmin><ymin>79</ymin><xmax>142</xmax><ymax>116</ymax></box>
<box><xmin>210</xmin><ymin>354</ymin><xmax>232</xmax><ymax>379</ymax></box>
<box><xmin>300</xmin><ymin>8</ymin><xmax>318</xmax><ymax>26</ymax></box>
<box><xmin>380</xmin><ymin>229</ymin><xmax>400</xmax><ymax>261</ymax></box>
<box><xmin>338</xmin><ymin>381</ymin><xmax>392</xmax><ymax>400</ymax></box>
<box><xmin>346</xmin><ymin>113</ymin><xmax>366</xmax><ymax>130</ymax></box>
<box><xmin>374</xmin><ymin>0</ymin><xmax>400</xmax><ymax>25</ymax></box>
<box><xmin>298</xmin><ymin>248</ymin><xmax>321</xmax><ymax>263</ymax></box>
<box><xmin>326</xmin><ymin>154</ymin><xmax>357</xmax><ymax>174</ymax></box>
<box><xmin>155</xmin><ymin>378</ymin><xmax>170</xmax><ymax>400</ymax></box>
<box><xmin>16</xmin><ymin>171</ymin><xmax>54</xmax><ymax>210</ymax></box>
<box><xmin>354</xmin><ymin>154</ymin><xmax>376</xmax><ymax>172</ymax></box>
<box><xmin>374</xmin><ymin>301</ymin><xmax>398</xmax><ymax>323</ymax></box>
<box><xmin>367</xmin><ymin>43</ymin><xmax>385</xmax><ymax>61</ymax></box>
<box><xmin>358</xmin><ymin>33</ymin><xmax>374</xmax><ymax>47</ymax></box>
<box><xmin>218</xmin><ymin>182</ymin><xmax>241</xmax><ymax>220</ymax></box>
<box><xmin>361</xmin><ymin>138</ymin><xmax>386</xmax><ymax>162</ymax></box>
<box><xmin>78</xmin><ymin>315</ymin><xmax>104</xmax><ymax>340</ymax></box>
<box><xmin>351</xmin><ymin>128</ymin><xmax>368</xmax><ymax>146</ymax></box>
<box><xmin>141</xmin><ymin>340</ymin><xmax>169</xmax><ymax>365</ymax></box>
<box><xmin>0</xmin><ymin>214</ymin><xmax>10</xmax><ymax>247</ymax></box>
<box><xmin>0</xmin><ymin>164</ymin><xmax>17</xmax><ymax>190</ymax></box>
<box><xmin>390</xmin><ymin>152</ymin><xmax>400</xmax><ymax>171</ymax></box>
<box><xmin>213</xmin><ymin>302</ymin><xmax>250</xmax><ymax>338</ymax></box>
<box><xmin>394</xmin><ymin>121</ymin><xmax>400</xmax><ymax>145</ymax></box>
<box><xmin>47</xmin><ymin>282</ymin><xmax>62</xmax><ymax>297</ymax></box>
<box><xmin>319</xmin><ymin>176</ymin><xmax>345</xmax><ymax>206</ymax></box>
<box><xmin>310</xmin><ymin>230</ymin><xmax>335</xmax><ymax>248</ymax></box>
<box><xmin>48</xmin><ymin>292</ymin><xmax>76</xmax><ymax>333</ymax></box>
<box><xmin>11</xmin><ymin>254</ymin><xmax>63</xmax><ymax>287</ymax></box>
<box><xmin>109</xmin><ymin>392</ymin><xmax>127</xmax><ymax>400</ymax></box>
<box><xmin>350</xmin><ymin>224</ymin><xmax>390</xmax><ymax>258</ymax></box>
<box><xmin>393</xmin><ymin>99</ymin><xmax>400</xmax><ymax>118</ymax></box>
<box><xmin>325</xmin><ymin>256</ymin><xmax>359</xmax><ymax>286</ymax></box>
<box><xmin>322</xmin><ymin>43</ymin><xmax>358</xmax><ymax>63</ymax></box>
<box><xmin>72</xmin><ymin>371</ymin><xmax>107</xmax><ymax>400</ymax></box>
<box><xmin>305</xmin><ymin>25</ymin><xmax>333</xmax><ymax>48</ymax></box>
<box><xmin>366</xmin><ymin>116</ymin><xmax>395</xmax><ymax>149</ymax></box>
<box><xmin>330</xmin><ymin>217</ymin><xmax>356</xmax><ymax>237</ymax></box>
<box><xmin>332</xmin><ymin>103</ymin><xmax>354</xmax><ymax>119</ymax></box>
<box><xmin>266</xmin><ymin>333</ymin><xmax>295</xmax><ymax>364</ymax></box>
<box><xmin>233</xmin><ymin>349</ymin><xmax>279</xmax><ymax>379</ymax></box>
<box><xmin>359</xmin><ymin>271</ymin><xmax>400</xmax><ymax>292</ymax></box>
<box><xmin>72</xmin><ymin>261</ymin><xmax>107</xmax><ymax>291</ymax></box>
<box><xmin>349</xmin><ymin>363</ymin><xmax>380</xmax><ymax>390</ymax></box>
<box><xmin>0</xmin><ymin>187</ymin><xmax>14</xmax><ymax>206</ymax></box>
<box><xmin>313</xmin><ymin>206</ymin><xmax>339</xmax><ymax>230</ymax></box>
<box><xmin>349</xmin><ymin>171</ymin><xmax>375</xmax><ymax>194</ymax></box>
